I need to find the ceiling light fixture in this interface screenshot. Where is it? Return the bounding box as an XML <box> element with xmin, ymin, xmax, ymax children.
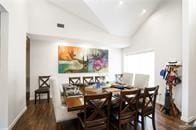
<box><xmin>140</xmin><ymin>9</ymin><xmax>147</xmax><ymax>15</ymax></box>
<box><xmin>119</xmin><ymin>1</ymin><xmax>124</xmax><ymax>6</ymax></box>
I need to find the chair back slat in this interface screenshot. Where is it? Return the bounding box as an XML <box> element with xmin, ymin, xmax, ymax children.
<box><xmin>83</xmin><ymin>76</ymin><xmax>94</xmax><ymax>85</ymax></box>
<box><xmin>83</xmin><ymin>93</ymin><xmax>112</xmax><ymax>128</ymax></box>
<box><xmin>142</xmin><ymin>85</ymin><xmax>159</xmax><ymax>113</ymax></box>
<box><xmin>69</xmin><ymin>77</ymin><xmax>81</xmax><ymax>85</ymax></box>
<box><xmin>95</xmin><ymin>76</ymin><xmax>105</xmax><ymax>83</ymax></box>
<box><xmin>39</xmin><ymin>76</ymin><xmax>50</xmax><ymax>88</ymax></box>
<box><xmin>119</xmin><ymin>90</ymin><xmax>141</xmax><ymax>121</ymax></box>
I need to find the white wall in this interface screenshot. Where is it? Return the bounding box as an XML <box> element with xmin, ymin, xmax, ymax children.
<box><xmin>0</xmin><ymin>0</ymin><xmax>28</xmax><ymax>129</ymax></box>
<box><xmin>181</xmin><ymin>0</ymin><xmax>196</xmax><ymax>122</ymax></box>
<box><xmin>30</xmin><ymin>39</ymin><xmax>122</xmax><ymax>100</ymax></box>
<box><xmin>27</xmin><ymin>0</ymin><xmax>130</xmax><ymax>48</ymax></box>
<box><xmin>123</xmin><ymin>0</ymin><xmax>182</xmax><ymax>109</ymax></box>
<box><xmin>7</xmin><ymin>1</ymin><xmax>27</xmax><ymax>129</ymax></box>
<box><xmin>0</xmin><ymin>3</ymin><xmax>8</xmax><ymax>129</ymax></box>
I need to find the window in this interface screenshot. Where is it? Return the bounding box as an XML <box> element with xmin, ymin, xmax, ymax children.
<box><xmin>124</xmin><ymin>51</ymin><xmax>155</xmax><ymax>86</ymax></box>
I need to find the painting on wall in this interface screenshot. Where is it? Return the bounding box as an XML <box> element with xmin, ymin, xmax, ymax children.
<box><xmin>58</xmin><ymin>46</ymin><xmax>109</xmax><ymax>73</ymax></box>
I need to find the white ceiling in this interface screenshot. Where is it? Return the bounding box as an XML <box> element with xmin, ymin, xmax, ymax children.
<box><xmin>48</xmin><ymin>0</ymin><xmax>162</xmax><ymax>37</ymax></box>
<box><xmin>48</xmin><ymin>0</ymin><xmax>108</xmax><ymax>31</ymax></box>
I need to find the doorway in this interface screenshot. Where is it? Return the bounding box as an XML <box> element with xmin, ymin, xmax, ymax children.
<box><xmin>26</xmin><ymin>37</ymin><xmax>30</xmax><ymax>104</ymax></box>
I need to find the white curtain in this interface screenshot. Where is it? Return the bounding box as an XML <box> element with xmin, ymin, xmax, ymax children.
<box><xmin>124</xmin><ymin>51</ymin><xmax>155</xmax><ymax>86</ymax></box>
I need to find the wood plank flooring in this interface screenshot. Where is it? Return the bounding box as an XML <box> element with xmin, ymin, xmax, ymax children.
<box><xmin>13</xmin><ymin>100</ymin><xmax>193</xmax><ymax>130</ymax></box>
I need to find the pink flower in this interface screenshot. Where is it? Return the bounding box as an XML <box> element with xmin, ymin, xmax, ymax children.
<box><xmin>93</xmin><ymin>59</ymin><xmax>104</xmax><ymax>71</ymax></box>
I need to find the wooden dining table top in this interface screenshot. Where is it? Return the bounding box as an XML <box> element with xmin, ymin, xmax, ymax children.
<box><xmin>65</xmin><ymin>85</ymin><xmax>140</xmax><ymax>112</ymax></box>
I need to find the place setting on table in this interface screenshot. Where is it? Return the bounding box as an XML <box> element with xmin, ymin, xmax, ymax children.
<box><xmin>63</xmin><ymin>81</ymin><xmax>140</xmax><ymax>112</ymax></box>
<box><xmin>63</xmin><ymin>84</ymin><xmax>83</xmax><ymax>97</ymax></box>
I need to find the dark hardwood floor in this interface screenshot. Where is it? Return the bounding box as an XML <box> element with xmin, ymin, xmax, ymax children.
<box><xmin>13</xmin><ymin>100</ymin><xmax>193</xmax><ymax>130</ymax></box>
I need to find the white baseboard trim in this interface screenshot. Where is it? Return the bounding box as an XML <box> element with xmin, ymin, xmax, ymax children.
<box><xmin>8</xmin><ymin>106</ymin><xmax>27</xmax><ymax>130</ymax></box>
<box><xmin>0</xmin><ymin>128</ymin><xmax>9</xmax><ymax>130</ymax></box>
<box><xmin>181</xmin><ymin>115</ymin><xmax>196</xmax><ymax>123</ymax></box>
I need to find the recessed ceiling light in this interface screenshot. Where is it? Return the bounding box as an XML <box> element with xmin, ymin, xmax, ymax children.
<box><xmin>140</xmin><ymin>9</ymin><xmax>147</xmax><ymax>15</ymax></box>
<box><xmin>119</xmin><ymin>1</ymin><xmax>124</xmax><ymax>6</ymax></box>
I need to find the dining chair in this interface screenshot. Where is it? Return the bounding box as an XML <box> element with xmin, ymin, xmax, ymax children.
<box><xmin>138</xmin><ymin>85</ymin><xmax>159</xmax><ymax>130</ymax></box>
<box><xmin>83</xmin><ymin>76</ymin><xmax>94</xmax><ymax>85</ymax></box>
<box><xmin>95</xmin><ymin>76</ymin><xmax>105</xmax><ymax>83</ymax></box>
<box><xmin>115</xmin><ymin>74</ymin><xmax>123</xmax><ymax>83</ymax></box>
<box><xmin>77</xmin><ymin>92</ymin><xmax>112</xmax><ymax>130</ymax></box>
<box><xmin>134</xmin><ymin>74</ymin><xmax>150</xmax><ymax>88</ymax></box>
<box><xmin>69</xmin><ymin>77</ymin><xmax>81</xmax><ymax>86</ymax></box>
<box><xmin>110</xmin><ymin>89</ymin><xmax>141</xmax><ymax>130</ymax></box>
<box><xmin>121</xmin><ymin>73</ymin><xmax>134</xmax><ymax>85</ymax></box>
<box><xmin>34</xmin><ymin>76</ymin><xmax>50</xmax><ymax>104</ymax></box>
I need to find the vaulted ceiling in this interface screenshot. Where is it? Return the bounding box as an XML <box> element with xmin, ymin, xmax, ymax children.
<box><xmin>48</xmin><ymin>0</ymin><xmax>162</xmax><ymax>37</ymax></box>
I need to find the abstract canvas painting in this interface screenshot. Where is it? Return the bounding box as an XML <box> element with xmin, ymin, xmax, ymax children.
<box><xmin>58</xmin><ymin>46</ymin><xmax>108</xmax><ymax>73</ymax></box>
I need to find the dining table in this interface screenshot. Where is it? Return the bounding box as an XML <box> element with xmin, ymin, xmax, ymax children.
<box><xmin>65</xmin><ymin>84</ymin><xmax>140</xmax><ymax>112</ymax></box>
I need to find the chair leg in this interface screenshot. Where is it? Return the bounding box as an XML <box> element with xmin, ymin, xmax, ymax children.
<box><xmin>56</xmin><ymin>123</ymin><xmax>61</xmax><ymax>130</ymax></box>
<box><xmin>134</xmin><ymin>115</ymin><xmax>138</xmax><ymax>130</ymax></box>
<box><xmin>39</xmin><ymin>94</ymin><xmax>40</xmax><ymax>103</ymax></box>
<box><xmin>118</xmin><ymin>124</ymin><xmax>121</xmax><ymax>130</ymax></box>
<box><xmin>123</xmin><ymin>124</ymin><xmax>127</xmax><ymax>130</ymax></box>
<box><xmin>107</xmin><ymin>121</ymin><xmax>109</xmax><ymax>130</ymax></box>
<box><xmin>48</xmin><ymin>92</ymin><xmax>50</xmax><ymax>103</ymax></box>
<box><xmin>34</xmin><ymin>93</ymin><xmax>36</xmax><ymax>104</ymax></box>
<box><xmin>152</xmin><ymin>113</ymin><xmax>156</xmax><ymax>130</ymax></box>
<box><xmin>141</xmin><ymin>116</ymin><xmax>145</xmax><ymax>130</ymax></box>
